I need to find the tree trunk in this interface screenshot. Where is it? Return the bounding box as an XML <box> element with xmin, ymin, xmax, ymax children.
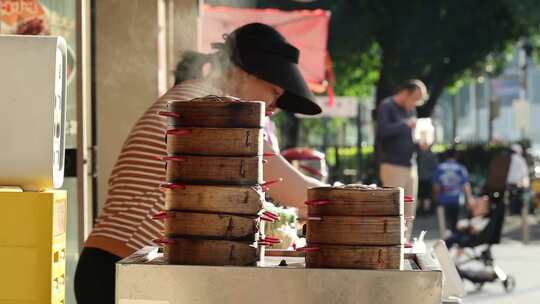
<box><xmin>373</xmin><ymin>54</ymin><xmax>395</xmax><ymax>171</ymax></box>
<box><xmin>374</xmin><ymin>63</ymin><xmax>394</xmax><ymax>119</ymax></box>
<box><xmin>417</xmin><ymin>77</ymin><xmax>447</xmax><ymax>117</ymax></box>
<box><xmin>417</xmin><ymin>84</ymin><xmax>446</xmax><ymax>117</ymax></box>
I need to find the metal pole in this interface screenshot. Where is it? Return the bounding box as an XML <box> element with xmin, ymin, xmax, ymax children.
<box><xmin>488</xmin><ymin>100</ymin><xmax>493</xmax><ymax>143</ymax></box>
<box><xmin>452</xmin><ymin>94</ymin><xmax>458</xmax><ymax>143</ymax></box>
<box><xmin>520</xmin><ymin>38</ymin><xmax>533</xmax><ymax>244</ymax></box>
<box><xmin>437</xmin><ymin>206</ymin><xmax>447</xmax><ymax>239</ymax></box>
<box><xmin>469</xmin><ymin>83</ymin><xmax>477</xmax><ymax>141</ymax></box>
<box><xmin>76</xmin><ymin>0</ymin><xmax>93</xmax><ymax>249</ymax></box>
<box><xmin>322</xmin><ymin>117</ymin><xmax>329</xmax><ymax>155</ymax></box>
<box><xmin>356</xmin><ymin>102</ymin><xmax>363</xmax><ymax>181</ymax></box>
<box><xmin>483</xmin><ymin>78</ymin><xmax>489</xmax><ymax>141</ymax></box>
<box><xmin>522</xmin><ymin>195</ymin><xmax>530</xmax><ymax>244</ymax></box>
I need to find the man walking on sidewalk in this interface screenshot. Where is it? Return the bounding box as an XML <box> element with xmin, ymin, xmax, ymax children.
<box><xmin>377</xmin><ymin>79</ymin><xmax>428</xmax><ymax>240</ymax></box>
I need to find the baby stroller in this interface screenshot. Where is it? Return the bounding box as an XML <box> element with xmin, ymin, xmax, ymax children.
<box><xmin>448</xmin><ymin>192</ymin><xmax>516</xmax><ymax>293</ymax></box>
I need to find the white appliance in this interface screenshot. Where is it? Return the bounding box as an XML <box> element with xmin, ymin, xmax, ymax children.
<box><xmin>0</xmin><ymin>35</ymin><xmax>67</xmax><ymax>190</ymax></box>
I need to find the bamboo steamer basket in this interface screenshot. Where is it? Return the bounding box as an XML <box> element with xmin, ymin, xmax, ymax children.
<box><xmin>306</xmin><ymin>186</ymin><xmax>404</xmax><ymax>217</ymax></box>
<box><xmin>158</xmin><ymin>238</ymin><xmax>258</xmax><ymax>266</ymax></box>
<box><xmin>302</xmin><ymin>244</ymin><xmax>403</xmax><ymax>270</ymax></box>
<box><xmin>157</xmin><ymin>211</ymin><xmax>259</xmax><ymax>240</ymax></box>
<box><xmin>166</xmin><ymin>127</ymin><xmax>263</xmax><ymax>156</ymax></box>
<box><xmin>163</xmin><ymin>184</ymin><xmax>264</xmax><ymax>215</ymax></box>
<box><xmin>164</xmin><ymin>97</ymin><xmax>265</xmax><ymax>128</ymax></box>
<box><xmin>165</xmin><ymin>155</ymin><xmax>262</xmax><ymax>185</ymax></box>
<box><xmin>306</xmin><ymin>216</ymin><xmax>404</xmax><ymax>245</ymax></box>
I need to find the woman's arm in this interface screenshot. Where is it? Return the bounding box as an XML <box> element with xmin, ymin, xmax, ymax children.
<box><xmin>263</xmin><ymin>142</ymin><xmax>327</xmax><ymax>218</ymax></box>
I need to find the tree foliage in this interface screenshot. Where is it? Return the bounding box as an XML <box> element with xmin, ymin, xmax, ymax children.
<box><xmin>328</xmin><ymin>0</ymin><xmax>540</xmax><ymax>116</ymax></box>
<box><xmin>253</xmin><ymin>1</ymin><xmax>540</xmax><ymax>116</ymax></box>
<box><xmin>207</xmin><ymin>0</ymin><xmax>540</xmax><ymax>149</ymax></box>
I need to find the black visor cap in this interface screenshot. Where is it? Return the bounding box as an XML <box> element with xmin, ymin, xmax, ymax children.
<box><xmin>225</xmin><ymin>23</ymin><xmax>322</xmax><ymax>115</ymax></box>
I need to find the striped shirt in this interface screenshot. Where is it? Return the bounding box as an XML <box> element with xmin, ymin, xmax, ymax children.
<box><xmin>85</xmin><ymin>80</ymin><xmax>221</xmax><ymax>257</ymax></box>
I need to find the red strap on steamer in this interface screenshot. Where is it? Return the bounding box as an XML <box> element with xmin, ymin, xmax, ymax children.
<box><xmin>404</xmin><ymin>195</ymin><xmax>415</xmax><ymax>203</ymax></box>
<box><xmin>304</xmin><ymin>200</ymin><xmax>331</xmax><ymax>206</ymax></box>
<box><xmin>260</xmin><ymin>178</ymin><xmax>283</xmax><ymax>192</ymax></box>
<box><xmin>166</xmin><ymin>128</ymin><xmax>191</xmax><ymax>136</ymax></box>
<box><xmin>158</xmin><ymin>111</ymin><xmax>180</xmax><ymax>118</ymax></box>
<box><xmin>153</xmin><ymin>238</ymin><xmax>176</xmax><ymax>245</ymax></box>
<box><xmin>296</xmin><ymin>246</ymin><xmax>320</xmax><ymax>253</ymax></box>
<box><xmin>159</xmin><ymin>183</ymin><xmax>186</xmax><ymax>190</ymax></box>
<box><xmin>162</xmin><ymin>156</ymin><xmax>187</xmax><ymax>162</ymax></box>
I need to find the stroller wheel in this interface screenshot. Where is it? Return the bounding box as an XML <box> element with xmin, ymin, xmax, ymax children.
<box><xmin>475</xmin><ymin>283</ymin><xmax>484</xmax><ymax>292</ymax></box>
<box><xmin>503</xmin><ymin>275</ymin><xmax>516</xmax><ymax>293</ymax></box>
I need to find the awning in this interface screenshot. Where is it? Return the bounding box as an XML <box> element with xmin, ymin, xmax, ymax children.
<box><xmin>201</xmin><ymin>5</ymin><xmax>330</xmax><ymax>93</ymax></box>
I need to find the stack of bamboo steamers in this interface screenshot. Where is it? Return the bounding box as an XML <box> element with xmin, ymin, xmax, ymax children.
<box><xmin>302</xmin><ymin>185</ymin><xmax>406</xmax><ymax>270</ymax></box>
<box><xmin>155</xmin><ymin>96</ymin><xmax>279</xmax><ymax>266</ymax></box>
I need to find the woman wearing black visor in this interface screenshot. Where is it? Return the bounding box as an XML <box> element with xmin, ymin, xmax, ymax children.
<box><xmin>75</xmin><ymin>23</ymin><xmax>325</xmax><ymax>304</ymax></box>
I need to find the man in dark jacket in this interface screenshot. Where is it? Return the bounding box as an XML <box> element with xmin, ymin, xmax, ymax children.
<box><xmin>377</xmin><ymin>80</ymin><xmax>428</xmax><ymax>239</ymax></box>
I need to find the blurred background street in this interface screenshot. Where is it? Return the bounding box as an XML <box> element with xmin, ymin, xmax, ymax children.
<box><xmin>415</xmin><ymin>214</ymin><xmax>540</xmax><ymax>303</ymax></box>
<box><xmin>4</xmin><ymin>1</ymin><xmax>540</xmax><ymax>303</ymax></box>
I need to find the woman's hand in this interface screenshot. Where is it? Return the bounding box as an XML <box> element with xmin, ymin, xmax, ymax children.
<box><xmin>263</xmin><ymin>142</ymin><xmax>327</xmax><ymax>217</ymax></box>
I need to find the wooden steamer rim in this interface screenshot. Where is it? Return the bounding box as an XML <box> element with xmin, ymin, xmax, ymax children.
<box><xmin>163</xmin><ymin>183</ymin><xmax>265</xmax><ymax>215</ymax></box>
<box><xmin>165</xmin><ymin>97</ymin><xmax>265</xmax><ymax>128</ymax></box>
<box><xmin>166</xmin><ymin>127</ymin><xmax>264</xmax><ymax>157</ymax></box>
<box><xmin>302</xmin><ymin>243</ymin><xmax>404</xmax><ymax>270</ymax></box>
<box><xmin>165</xmin><ymin>155</ymin><xmax>263</xmax><ymax>185</ymax></box>
<box><xmin>158</xmin><ymin>238</ymin><xmax>258</xmax><ymax>266</ymax></box>
<box><xmin>307</xmin><ymin>186</ymin><xmax>404</xmax><ymax>216</ymax></box>
<box><xmin>157</xmin><ymin>211</ymin><xmax>260</xmax><ymax>241</ymax></box>
<box><xmin>306</xmin><ymin>215</ymin><xmax>404</xmax><ymax>246</ymax></box>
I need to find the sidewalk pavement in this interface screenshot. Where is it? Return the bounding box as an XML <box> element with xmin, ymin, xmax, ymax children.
<box><xmin>461</xmin><ymin>242</ymin><xmax>540</xmax><ymax>304</ymax></box>
<box><xmin>413</xmin><ymin>214</ymin><xmax>540</xmax><ymax>304</ymax></box>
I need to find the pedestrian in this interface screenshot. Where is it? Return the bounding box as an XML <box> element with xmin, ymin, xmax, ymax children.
<box><xmin>432</xmin><ymin>148</ymin><xmax>474</xmax><ymax>234</ymax></box>
<box><xmin>507</xmin><ymin>143</ymin><xmax>530</xmax><ymax>215</ymax></box>
<box><xmin>376</xmin><ymin>79</ymin><xmax>429</xmax><ymax>198</ymax></box>
<box><xmin>376</xmin><ymin>79</ymin><xmax>429</xmax><ymax>240</ymax></box>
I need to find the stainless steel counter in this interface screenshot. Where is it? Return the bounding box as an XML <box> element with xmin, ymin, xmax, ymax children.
<box><xmin>116</xmin><ymin>247</ymin><xmax>443</xmax><ymax>304</ymax></box>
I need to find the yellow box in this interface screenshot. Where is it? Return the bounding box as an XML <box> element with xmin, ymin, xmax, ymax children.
<box><xmin>0</xmin><ymin>190</ymin><xmax>67</xmax><ymax>304</ymax></box>
<box><xmin>532</xmin><ymin>178</ymin><xmax>540</xmax><ymax>193</ymax></box>
<box><xmin>533</xmin><ymin>179</ymin><xmax>540</xmax><ymax>209</ymax></box>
